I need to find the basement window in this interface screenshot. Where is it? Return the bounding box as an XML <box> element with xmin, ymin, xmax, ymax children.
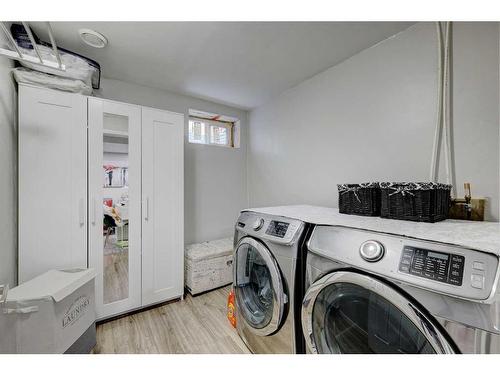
<box><xmin>188</xmin><ymin>109</ymin><xmax>240</xmax><ymax>148</ymax></box>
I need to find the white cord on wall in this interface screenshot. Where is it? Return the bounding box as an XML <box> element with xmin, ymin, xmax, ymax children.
<box><xmin>443</xmin><ymin>22</ymin><xmax>456</xmax><ymax>196</ymax></box>
<box><xmin>429</xmin><ymin>22</ymin><xmax>443</xmax><ymax>183</ymax></box>
<box><xmin>430</xmin><ymin>21</ymin><xmax>456</xmax><ymax>197</ymax></box>
<box><xmin>442</xmin><ymin>22</ymin><xmax>450</xmax><ymax>183</ymax></box>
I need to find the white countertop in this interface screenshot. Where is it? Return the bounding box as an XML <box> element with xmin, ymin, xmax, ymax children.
<box><xmin>244</xmin><ymin>205</ymin><xmax>500</xmax><ymax>256</ymax></box>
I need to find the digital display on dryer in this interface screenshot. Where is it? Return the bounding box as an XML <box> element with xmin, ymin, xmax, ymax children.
<box><xmin>266</xmin><ymin>221</ymin><xmax>289</xmax><ymax>238</ymax></box>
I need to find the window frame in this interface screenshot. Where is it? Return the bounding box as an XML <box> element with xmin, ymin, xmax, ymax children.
<box><xmin>188</xmin><ymin>116</ymin><xmax>236</xmax><ymax>148</ymax></box>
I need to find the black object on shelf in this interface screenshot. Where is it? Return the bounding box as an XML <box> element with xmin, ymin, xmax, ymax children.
<box><xmin>338</xmin><ymin>182</ymin><xmax>381</xmax><ymax>216</ymax></box>
<box><xmin>380</xmin><ymin>182</ymin><xmax>451</xmax><ymax>223</ymax></box>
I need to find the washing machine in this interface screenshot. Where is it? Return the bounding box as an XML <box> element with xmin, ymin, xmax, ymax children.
<box><xmin>233</xmin><ymin>210</ymin><xmax>312</xmax><ymax>353</ymax></box>
<box><xmin>301</xmin><ymin>225</ymin><xmax>500</xmax><ymax>354</ymax></box>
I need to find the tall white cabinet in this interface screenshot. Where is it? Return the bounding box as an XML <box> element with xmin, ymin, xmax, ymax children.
<box><xmin>18</xmin><ymin>84</ymin><xmax>185</xmax><ymax>319</ymax></box>
<box><xmin>142</xmin><ymin>108</ymin><xmax>184</xmax><ymax>306</ymax></box>
<box><xmin>18</xmin><ymin>85</ymin><xmax>87</xmax><ymax>283</ymax></box>
<box><xmin>88</xmin><ymin>98</ymin><xmax>143</xmax><ymax>318</ymax></box>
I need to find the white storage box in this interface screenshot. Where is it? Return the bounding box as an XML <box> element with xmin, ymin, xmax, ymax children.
<box><xmin>0</xmin><ymin>269</ymin><xmax>96</xmax><ymax>354</ymax></box>
<box><xmin>185</xmin><ymin>238</ymin><xmax>234</xmax><ymax>295</ymax></box>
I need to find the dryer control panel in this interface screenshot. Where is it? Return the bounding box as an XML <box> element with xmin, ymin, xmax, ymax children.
<box><xmin>308</xmin><ymin>225</ymin><xmax>499</xmax><ymax>301</ymax></box>
<box><xmin>266</xmin><ymin>220</ymin><xmax>290</xmax><ymax>238</ymax></box>
<box><xmin>236</xmin><ymin>211</ymin><xmax>304</xmax><ymax>246</ymax></box>
<box><xmin>398</xmin><ymin>246</ymin><xmax>465</xmax><ymax>286</ymax></box>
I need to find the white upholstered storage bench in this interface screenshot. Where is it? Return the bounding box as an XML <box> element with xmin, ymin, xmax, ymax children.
<box><xmin>185</xmin><ymin>237</ymin><xmax>234</xmax><ymax>295</ymax></box>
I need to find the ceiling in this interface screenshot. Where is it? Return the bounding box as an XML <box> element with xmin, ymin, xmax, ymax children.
<box><xmin>30</xmin><ymin>22</ymin><xmax>414</xmax><ymax>110</ymax></box>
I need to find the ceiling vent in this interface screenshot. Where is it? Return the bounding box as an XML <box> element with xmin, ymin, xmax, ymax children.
<box><xmin>78</xmin><ymin>28</ymin><xmax>107</xmax><ymax>48</ymax></box>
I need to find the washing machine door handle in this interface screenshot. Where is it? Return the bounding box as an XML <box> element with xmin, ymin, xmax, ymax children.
<box><xmin>234</xmin><ymin>236</ymin><xmax>286</xmax><ymax>337</ymax></box>
<box><xmin>301</xmin><ymin>271</ymin><xmax>457</xmax><ymax>354</ymax></box>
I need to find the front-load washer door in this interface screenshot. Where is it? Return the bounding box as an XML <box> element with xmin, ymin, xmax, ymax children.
<box><xmin>234</xmin><ymin>237</ymin><xmax>286</xmax><ymax>336</ymax></box>
<box><xmin>302</xmin><ymin>271</ymin><xmax>457</xmax><ymax>354</ymax></box>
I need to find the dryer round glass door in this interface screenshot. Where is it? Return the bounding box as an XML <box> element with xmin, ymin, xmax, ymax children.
<box><xmin>302</xmin><ymin>271</ymin><xmax>456</xmax><ymax>354</ymax></box>
<box><xmin>234</xmin><ymin>237</ymin><xmax>286</xmax><ymax>336</ymax></box>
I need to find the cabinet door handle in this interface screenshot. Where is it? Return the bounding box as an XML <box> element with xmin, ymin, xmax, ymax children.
<box><xmin>144</xmin><ymin>197</ymin><xmax>149</xmax><ymax>221</ymax></box>
<box><xmin>78</xmin><ymin>198</ymin><xmax>85</xmax><ymax>226</ymax></box>
<box><xmin>91</xmin><ymin>197</ymin><xmax>96</xmax><ymax>225</ymax></box>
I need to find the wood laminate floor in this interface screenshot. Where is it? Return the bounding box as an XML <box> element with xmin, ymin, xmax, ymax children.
<box><xmin>103</xmin><ymin>234</ymin><xmax>129</xmax><ymax>304</ymax></box>
<box><xmin>94</xmin><ymin>286</ymin><xmax>250</xmax><ymax>354</ymax></box>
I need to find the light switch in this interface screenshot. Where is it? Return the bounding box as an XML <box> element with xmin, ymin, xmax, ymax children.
<box><xmin>471</xmin><ymin>274</ymin><xmax>484</xmax><ymax>289</ymax></box>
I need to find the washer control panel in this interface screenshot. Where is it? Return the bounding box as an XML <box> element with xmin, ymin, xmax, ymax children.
<box><xmin>236</xmin><ymin>211</ymin><xmax>304</xmax><ymax>245</ymax></box>
<box><xmin>308</xmin><ymin>225</ymin><xmax>499</xmax><ymax>301</ymax></box>
<box><xmin>266</xmin><ymin>220</ymin><xmax>290</xmax><ymax>238</ymax></box>
<box><xmin>398</xmin><ymin>246</ymin><xmax>465</xmax><ymax>286</ymax></box>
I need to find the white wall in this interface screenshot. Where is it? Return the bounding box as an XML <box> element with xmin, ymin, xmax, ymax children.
<box><xmin>95</xmin><ymin>78</ymin><xmax>248</xmax><ymax>244</ymax></box>
<box><xmin>248</xmin><ymin>22</ymin><xmax>500</xmax><ymax>221</ymax></box>
<box><xmin>0</xmin><ymin>41</ymin><xmax>17</xmax><ymax>286</ymax></box>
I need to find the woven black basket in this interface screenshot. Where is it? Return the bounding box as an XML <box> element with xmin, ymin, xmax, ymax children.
<box><xmin>338</xmin><ymin>183</ymin><xmax>381</xmax><ymax>216</ymax></box>
<box><xmin>380</xmin><ymin>182</ymin><xmax>451</xmax><ymax>222</ymax></box>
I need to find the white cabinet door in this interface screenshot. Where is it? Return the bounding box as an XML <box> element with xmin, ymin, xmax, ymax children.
<box><xmin>88</xmin><ymin>98</ymin><xmax>142</xmax><ymax>319</ymax></box>
<box><xmin>142</xmin><ymin>107</ymin><xmax>184</xmax><ymax>306</ymax></box>
<box><xmin>18</xmin><ymin>85</ymin><xmax>87</xmax><ymax>283</ymax></box>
